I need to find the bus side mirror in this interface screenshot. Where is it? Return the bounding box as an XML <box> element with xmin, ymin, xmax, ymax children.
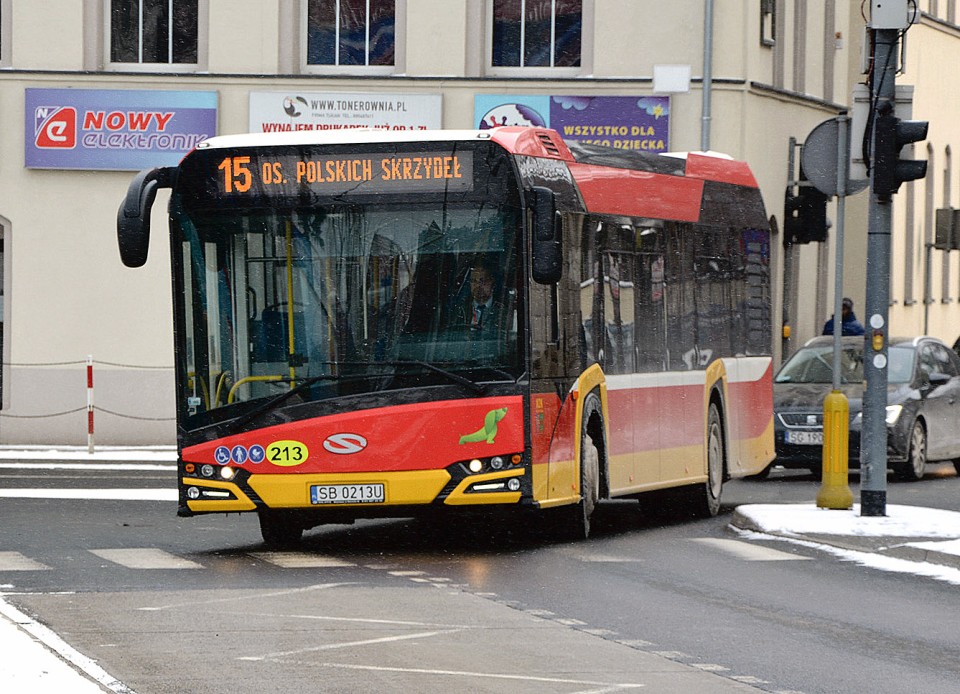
<box><xmin>531</xmin><ymin>186</ymin><xmax>562</xmax><ymax>284</ymax></box>
<box><xmin>117</xmin><ymin>167</ymin><xmax>175</xmax><ymax>268</ymax></box>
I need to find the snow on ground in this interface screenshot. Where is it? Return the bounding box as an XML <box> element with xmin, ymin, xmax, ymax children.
<box><xmin>734</xmin><ymin>503</ymin><xmax>960</xmax><ymax>586</ymax></box>
<box><xmin>735</xmin><ymin>503</ymin><xmax>960</xmax><ymax>539</ymax></box>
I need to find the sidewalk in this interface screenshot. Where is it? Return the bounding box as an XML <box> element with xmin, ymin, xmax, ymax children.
<box><xmin>731</xmin><ymin>502</ymin><xmax>960</xmax><ymax>574</ymax></box>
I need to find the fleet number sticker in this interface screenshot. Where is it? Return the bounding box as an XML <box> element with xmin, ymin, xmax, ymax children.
<box><xmin>267</xmin><ymin>440</ymin><xmax>309</xmax><ymax>467</ymax></box>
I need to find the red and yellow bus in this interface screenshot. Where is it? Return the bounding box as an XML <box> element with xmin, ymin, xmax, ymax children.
<box><xmin>118</xmin><ymin>127</ymin><xmax>774</xmax><ymax>547</ymax></box>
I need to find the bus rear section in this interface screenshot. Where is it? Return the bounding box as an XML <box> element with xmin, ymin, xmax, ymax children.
<box><xmin>117</xmin><ymin>127</ymin><xmax>773</xmax><ymax>547</ymax></box>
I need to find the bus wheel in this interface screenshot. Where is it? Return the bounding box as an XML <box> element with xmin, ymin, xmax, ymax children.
<box><xmin>692</xmin><ymin>403</ymin><xmax>724</xmax><ymax>518</ymax></box>
<box><xmin>258</xmin><ymin>510</ymin><xmax>304</xmax><ymax>549</ymax></box>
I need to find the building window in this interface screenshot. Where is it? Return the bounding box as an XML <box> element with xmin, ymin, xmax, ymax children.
<box><xmin>109</xmin><ymin>0</ymin><xmax>198</xmax><ymax>66</ymax></box>
<box><xmin>491</xmin><ymin>0</ymin><xmax>581</xmax><ymax>69</ymax></box>
<box><xmin>761</xmin><ymin>0</ymin><xmax>776</xmax><ymax>47</ymax></box>
<box><xmin>305</xmin><ymin>0</ymin><xmax>395</xmax><ymax>69</ymax></box>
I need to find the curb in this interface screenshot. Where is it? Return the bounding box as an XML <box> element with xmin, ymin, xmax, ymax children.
<box><xmin>729</xmin><ymin>508</ymin><xmax>960</xmax><ymax>571</ymax></box>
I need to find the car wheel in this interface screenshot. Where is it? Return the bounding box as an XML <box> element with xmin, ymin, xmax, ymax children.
<box><xmin>896</xmin><ymin>420</ymin><xmax>927</xmax><ymax>482</ymax></box>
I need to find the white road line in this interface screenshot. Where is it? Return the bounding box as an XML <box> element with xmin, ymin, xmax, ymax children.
<box><xmin>0</xmin><ymin>489</ymin><xmax>177</xmax><ymax>501</ymax></box>
<box><xmin>308</xmin><ymin>661</ymin><xmax>645</xmax><ymax>689</ymax></box>
<box><xmin>89</xmin><ymin>549</ymin><xmax>203</xmax><ymax>570</ymax></box>
<box><xmin>690</xmin><ymin>538</ymin><xmax>813</xmax><ymax>561</ymax></box>
<box><xmin>0</xmin><ymin>462</ymin><xmax>175</xmax><ymax>471</ymax></box>
<box><xmin>249</xmin><ymin>552</ymin><xmax>355</xmax><ymax>568</ymax></box>
<box><xmin>0</xmin><ymin>552</ymin><xmax>51</xmax><ymax>572</ymax></box>
<box><xmin>241</xmin><ymin>629</ymin><xmax>463</xmax><ymax>661</ymax></box>
<box><xmin>137</xmin><ymin>583</ymin><xmax>355</xmax><ymax>611</ymax></box>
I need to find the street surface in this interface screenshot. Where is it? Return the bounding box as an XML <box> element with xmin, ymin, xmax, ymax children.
<box><xmin>2</xmin><ymin>458</ymin><xmax>960</xmax><ymax>693</ymax></box>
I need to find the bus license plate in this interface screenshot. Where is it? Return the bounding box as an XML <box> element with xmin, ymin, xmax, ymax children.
<box><xmin>311</xmin><ymin>483</ymin><xmax>385</xmax><ymax>505</ymax></box>
<box><xmin>785</xmin><ymin>430</ymin><xmax>823</xmax><ymax>445</ymax></box>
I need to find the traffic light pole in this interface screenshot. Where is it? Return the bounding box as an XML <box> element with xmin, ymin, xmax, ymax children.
<box><xmin>862</xmin><ymin>28</ymin><xmax>900</xmax><ymax>517</ymax></box>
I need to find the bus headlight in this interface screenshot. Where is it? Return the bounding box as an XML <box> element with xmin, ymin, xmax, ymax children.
<box><xmin>490</xmin><ymin>456</ymin><xmax>504</xmax><ymax>470</ymax></box>
<box><xmin>201</xmin><ymin>464</ymin><xmax>215</xmax><ymax>478</ymax></box>
<box><xmin>468</xmin><ymin>459</ymin><xmax>483</xmax><ymax>473</ymax></box>
<box><xmin>220</xmin><ymin>466</ymin><xmax>236</xmax><ymax>481</ymax></box>
<box><xmin>507</xmin><ymin>478</ymin><xmax>521</xmax><ymax>491</ymax></box>
<box><xmin>187</xmin><ymin>486</ymin><xmax>200</xmax><ymax>500</ymax></box>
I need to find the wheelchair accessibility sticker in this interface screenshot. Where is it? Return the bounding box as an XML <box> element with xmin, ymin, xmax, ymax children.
<box><xmin>214</xmin><ymin>444</ymin><xmax>267</xmax><ymax>465</ymax></box>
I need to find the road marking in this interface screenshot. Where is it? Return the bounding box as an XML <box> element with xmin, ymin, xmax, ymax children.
<box><xmin>308</xmin><ymin>662</ymin><xmax>645</xmax><ymax>690</ymax></box>
<box><xmin>0</xmin><ymin>489</ymin><xmax>177</xmax><ymax>501</ymax></box>
<box><xmin>89</xmin><ymin>549</ymin><xmax>203</xmax><ymax>570</ymax></box>
<box><xmin>241</xmin><ymin>629</ymin><xmax>463</xmax><ymax>661</ymax></box>
<box><xmin>249</xmin><ymin>552</ymin><xmax>355</xmax><ymax>568</ymax></box>
<box><xmin>690</xmin><ymin>538</ymin><xmax>813</xmax><ymax>561</ymax></box>
<box><xmin>0</xmin><ymin>551</ymin><xmax>51</xmax><ymax>571</ymax></box>
<box><xmin>0</xmin><ymin>462</ymin><xmax>175</xmax><ymax>471</ymax></box>
<box><xmin>137</xmin><ymin>583</ymin><xmax>354</xmax><ymax>611</ymax></box>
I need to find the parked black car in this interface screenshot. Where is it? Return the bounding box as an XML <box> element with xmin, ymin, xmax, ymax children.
<box><xmin>773</xmin><ymin>336</ymin><xmax>960</xmax><ymax>480</ymax></box>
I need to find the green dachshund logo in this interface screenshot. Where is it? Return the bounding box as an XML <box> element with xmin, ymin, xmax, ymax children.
<box><xmin>459</xmin><ymin>407</ymin><xmax>508</xmax><ymax>444</ymax></box>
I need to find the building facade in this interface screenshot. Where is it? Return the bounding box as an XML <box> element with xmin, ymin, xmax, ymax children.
<box><xmin>0</xmin><ymin>0</ymin><xmax>956</xmax><ymax>445</ymax></box>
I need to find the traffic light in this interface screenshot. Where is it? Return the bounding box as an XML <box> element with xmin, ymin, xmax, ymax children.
<box><xmin>784</xmin><ymin>173</ymin><xmax>829</xmax><ymax>244</ymax></box>
<box><xmin>872</xmin><ymin>101</ymin><xmax>928</xmax><ymax>197</ymax></box>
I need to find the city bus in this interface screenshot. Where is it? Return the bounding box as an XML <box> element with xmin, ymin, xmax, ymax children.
<box><xmin>117</xmin><ymin>127</ymin><xmax>774</xmax><ymax>547</ymax></box>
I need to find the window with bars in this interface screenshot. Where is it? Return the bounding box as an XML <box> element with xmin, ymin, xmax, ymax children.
<box><xmin>109</xmin><ymin>0</ymin><xmax>198</xmax><ymax>65</ymax></box>
<box><xmin>306</xmin><ymin>0</ymin><xmax>395</xmax><ymax>68</ymax></box>
<box><xmin>491</xmin><ymin>0</ymin><xmax>581</xmax><ymax>69</ymax></box>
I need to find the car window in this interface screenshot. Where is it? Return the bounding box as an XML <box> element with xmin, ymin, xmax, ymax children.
<box><xmin>888</xmin><ymin>346</ymin><xmax>917</xmax><ymax>384</ymax></box>
<box><xmin>930</xmin><ymin>343</ymin><xmax>959</xmax><ymax>377</ymax></box>
<box><xmin>775</xmin><ymin>345</ymin><xmax>863</xmax><ymax>384</ymax></box>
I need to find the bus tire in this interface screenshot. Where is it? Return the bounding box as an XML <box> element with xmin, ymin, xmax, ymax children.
<box><xmin>692</xmin><ymin>402</ymin><xmax>724</xmax><ymax>518</ymax></box>
<box><xmin>570</xmin><ymin>392</ymin><xmax>602</xmax><ymax>540</ymax></box>
<box><xmin>258</xmin><ymin>509</ymin><xmax>304</xmax><ymax>549</ymax></box>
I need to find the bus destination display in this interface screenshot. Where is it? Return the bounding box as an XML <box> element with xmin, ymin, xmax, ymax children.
<box><xmin>214</xmin><ymin>150</ymin><xmax>474</xmax><ymax>197</ymax></box>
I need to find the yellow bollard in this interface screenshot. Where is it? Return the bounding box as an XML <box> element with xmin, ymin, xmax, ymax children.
<box><xmin>817</xmin><ymin>390</ymin><xmax>854</xmax><ymax>509</ymax></box>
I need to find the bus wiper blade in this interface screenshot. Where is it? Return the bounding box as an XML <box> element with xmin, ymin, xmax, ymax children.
<box><xmin>326</xmin><ymin>360</ymin><xmax>487</xmax><ymax>395</ymax></box>
<box><xmin>232</xmin><ymin>374</ymin><xmax>341</xmax><ymax>430</ymax></box>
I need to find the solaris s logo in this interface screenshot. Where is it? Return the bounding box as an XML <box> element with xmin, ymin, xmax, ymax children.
<box><xmin>34</xmin><ymin>106</ymin><xmax>78</xmax><ymax>149</ymax></box>
<box><xmin>322</xmin><ymin>433</ymin><xmax>368</xmax><ymax>455</ymax></box>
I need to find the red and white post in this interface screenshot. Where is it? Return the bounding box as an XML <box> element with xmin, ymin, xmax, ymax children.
<box><xmin>86</xmin><ymin>355</ymin><xmax>94</xmax><ymax>454</ymax></box>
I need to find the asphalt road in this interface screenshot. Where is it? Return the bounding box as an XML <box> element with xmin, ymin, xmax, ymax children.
<box><xmin>2</xmin><ymin>461</ymin><xmax>960</xmax><ymax>693</ymax></box>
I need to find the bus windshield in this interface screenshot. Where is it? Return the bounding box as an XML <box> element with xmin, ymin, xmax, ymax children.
<box><xmin>172</xmin><ymin>195</ymin><xmax>523</xmax><ymax>428</ymax></box>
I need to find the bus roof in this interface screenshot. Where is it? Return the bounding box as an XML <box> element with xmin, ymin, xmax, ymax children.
<box><xmin>191</xmin><ymin>127</ymin><xmax>760</xmax><ymax>200</ymax></box>
<box><xmin>193</xmin><ymin>128</ymin><xmax>756</xmax><ymax>185</ymax></box>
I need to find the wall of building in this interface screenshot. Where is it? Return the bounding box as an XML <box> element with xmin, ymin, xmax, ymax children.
<box><xmin>2</xmin><ymin>1</ymin><xmax>956</xmax><ymax>445</ymax></box>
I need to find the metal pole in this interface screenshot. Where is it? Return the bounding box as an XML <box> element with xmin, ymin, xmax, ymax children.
<box><xmin>817</xmin><ymin>113</ymin><xmax>853</xmax><ymax>509</ymax></box>
<box><xmin>862</xmin><ymin>28</ymin><xmax>899</xmax><ymax>517</ymax></box>
<box><xmin>701</xmin><ymin>0</ymin><xmax>714</xmax><ymax>152</ymax></box>
<box><xmin>782</xmin><ymin>137</ymin><xmax>797</xmax><ymax>361</ymax></box>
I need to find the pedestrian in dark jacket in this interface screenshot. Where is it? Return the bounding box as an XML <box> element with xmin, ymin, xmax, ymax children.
<box><xmin>822</xmin><ymin>297</ymin><xmax>865</xmax><ymax>336</ymax></box>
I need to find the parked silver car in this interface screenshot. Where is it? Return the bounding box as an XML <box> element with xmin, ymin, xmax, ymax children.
<box><xmin>773</xmin><ymin>336</ymin><xmax>960</xmax><ymax>480</ymax></box>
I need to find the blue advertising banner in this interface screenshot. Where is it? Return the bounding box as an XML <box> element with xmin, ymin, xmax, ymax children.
<box><xmin>25</xmin><ymin>88</ymin><xmax>218</xmax><ymax>170</ymax></box>
<box><xmin>474</xmin><ymin>94</ymin><xmax>670</xmax><ymax>152</ymax></box>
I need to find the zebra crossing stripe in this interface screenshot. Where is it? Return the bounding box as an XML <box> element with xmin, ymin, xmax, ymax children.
<box><xmin>89</xmin><ymin>548</ymin><xmax>204</xmax><ymax>569</ymax></box>
<box><xmin>249</xmin><ymin>552</ymin><xmax>355</xmax><ymax>568</ymax></box>
<box><xmin>0</xmin><ymin>551</ymin><xmax>51</xmax><ymax>571</ymax></box>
